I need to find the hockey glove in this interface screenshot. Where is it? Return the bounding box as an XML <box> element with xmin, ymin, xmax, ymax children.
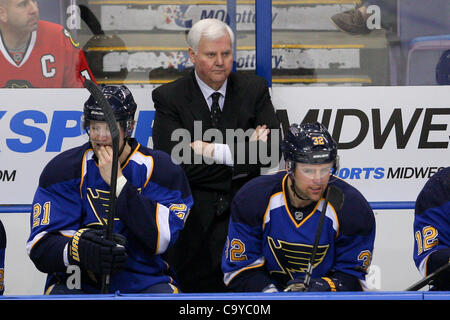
<box><xmin>283</xmin><ymin>279</ymin><xmax>306</xmax><ymax>292</ymax></box>
<box><xmin>68</xmin><ymin>228</ymin><xmax>127</xmax><ymax>275</ymax></box>
<box><xmin>284</xmin><ymin>277</ymin><xmax>338</xmax><ymax>292</ymax></box>
<box><xmin>427</xmin><ymin>248</ymin><xmax>450</xmax><ymax>290</ymax></box>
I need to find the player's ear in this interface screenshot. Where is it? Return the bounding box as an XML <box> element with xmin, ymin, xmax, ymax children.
<box><xmin>188</xmin><ymin>47</ymin><xmax>196</xmax><ymax>64</ymax></box>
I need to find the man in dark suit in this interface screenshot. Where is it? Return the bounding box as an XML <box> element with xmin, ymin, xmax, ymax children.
<box><xmin>152</xmin><ymin>18</ymin><xmax>280</xmax><ymax>293</ymax></box>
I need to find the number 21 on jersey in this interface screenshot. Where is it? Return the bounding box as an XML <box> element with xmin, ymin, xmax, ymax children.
<box><xmin>32</xmin><ymin>202</ymin><xmax>51</xmax><ymax>228</ymax></box>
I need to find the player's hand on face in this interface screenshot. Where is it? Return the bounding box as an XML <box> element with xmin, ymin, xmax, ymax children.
<box><xmin>97</xmin><ymin>145</ymin><xmax>122</xmax><ymax>185</ymax></box>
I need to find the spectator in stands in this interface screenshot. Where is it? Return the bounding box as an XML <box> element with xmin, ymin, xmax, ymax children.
<box><xmin>330</xmin><ymin>0</ymin><xmax>394</xmax><ymax>35</ymax></box>
<box><xmin>152</xmin><ymin>18</ymin><xmax>281</xmax><ymax>293</ymax></box>
<box><xmin>436</xmin><ymin>49</ymin><xmax>450</xmax><ymax>85</ymax></box>
<box><xmin>413</xmin><ymin>167</ymin><xmax>450</xmax><ymax>290</ymax></box>
<box><xmin>0</xmin><ymin>0</ymin><xmax>95</xmax><ymax>87</ymax></box>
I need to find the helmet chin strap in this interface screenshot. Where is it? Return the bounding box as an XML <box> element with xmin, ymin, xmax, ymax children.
<box><xmin>118</xmin><ymin>137</ymin><xmax>128</xmax><ymax>159</ymax></box>
<box><xmin>112</xmin><ymin>120</ymin><xmax>133</xmax><ymax>162</ymax></box>
<box><xmin>289</xmin><ymin>175</ymin><xmax>310</xmax><ymax>201</ymax></box>
<box><xmin>119</xmin><ymin>121</ymin><xmax>135</xmax><ymax>161</ymax></box>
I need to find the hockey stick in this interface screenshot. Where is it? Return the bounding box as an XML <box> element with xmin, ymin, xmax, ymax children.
<box><xmin>303</xmin><ymin>184</ymin><xmax>344</xmax><ymax>290</ymax></box>
<box><xmin>406</xmin><ymin>260</ymin><xmax>450</xmax><ymax>291</ymax></box>
<box><xmin>84</xmin><ymin>79</ymin><xmax>120</xmax><ymax>294</ymax></box>
<box><xmin>79</xmin><ymin>5</ymin><xmax>105</xmax><ymax>36</ymax></box>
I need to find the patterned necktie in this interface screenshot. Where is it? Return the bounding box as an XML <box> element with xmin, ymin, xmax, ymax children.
<box><xmin>210</xmin><ymin>92</ymin><xmax>222</xmax><ymax>128</ymax></box>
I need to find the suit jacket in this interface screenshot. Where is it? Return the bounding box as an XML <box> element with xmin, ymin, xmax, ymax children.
<box><xmin>152</xmin><ymin>70</ymin><xmax>280</xmax><ymax>244</ymax></box>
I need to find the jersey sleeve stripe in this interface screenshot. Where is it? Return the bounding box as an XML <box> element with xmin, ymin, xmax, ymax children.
<box><xmin>59</xmin><ymin>230</ymin><xmax>77</xmax><ymax>238</ymax></box>
<box><xmin>26</xmin><ymin>231</ymin><xmax>48</xmax><ymax>256</ymax></box>
<box><xmin>223</xmin><ymin>257</ymin><xmax>265</xmax><ymax>286</ymax></box>
<box><xmin>80</xmin><ymin>150</ymin><xmax>93</xmax><ymax>198</ymax></box>
<box><xmin>132</xmin><ymin>151</ymin><xmax>154</xmax><ymax>188</ymax></box>
<box><xmin>262</xmin><ymin>192</ymin><xmax>284</xmax><ymax>230</ymax></box>
<box><xmin>122</xmin><ymin>142</ymin><xmax>140</xmax><ymax>168</ymax></box>
<box><xmin>155</xmin><ymin>204</ymin><xmax>171</xmax><ymax>255</ymax></box>
<box><xmin>419</xmin><ymin>251</ymin><xmax>434</xmax><ymax>277</ymax></box>
<box><xmin>325</xmin><ymin>201</ymin><xmax>340</xmax><ymax>237</ymax></box>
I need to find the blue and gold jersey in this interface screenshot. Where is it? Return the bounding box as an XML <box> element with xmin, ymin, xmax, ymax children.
<box><xmin>222</xmin><ymin>170</ymin><xmax>375</xmax><ymax>291</ymax></box>
<box><xmin>27</xmin><ymin>139</ymin><xmax>193</xmax><ymax>293</ymax></box>
<box><xmin>413</xmin><ymin>167</ymin><xmax>450</xmax><ymax>277</ymax></box>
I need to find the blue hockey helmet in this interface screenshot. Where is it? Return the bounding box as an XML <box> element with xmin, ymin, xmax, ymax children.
<box><xmin>83</xmin><ymin>85</ymin><xmax>137</xmax><ymax>137</ymax></box>
<box><xmin>282</xmin><ymin>122</ymin><xmax>339</xmax><ymax>174</ymax></box>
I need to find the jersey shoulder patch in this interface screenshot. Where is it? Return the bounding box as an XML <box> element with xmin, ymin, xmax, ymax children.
<box><xmin>62</xmin><ymin>28</ymin><xmax>80</xmax><ymax>48</ymax></box>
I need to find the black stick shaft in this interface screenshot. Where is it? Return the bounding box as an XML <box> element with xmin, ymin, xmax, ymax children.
<box><xmin>406</xmin><ymin>261</ymin><xmax>450</xmax><ymax>291</ymax></box>
<box><xmin>303</xmin><ymin>187</ymin><xmax>331</xmax><ymax>289</ymax></box>
<box><xmin>84</xmin><ymin>80</ymin><xmax>120</xmax><ymax>294</ymax></box>
<box><xmin>100</xmin><ymin>135</ymin><xmax>119</xmax><ymax>294</ymax></box>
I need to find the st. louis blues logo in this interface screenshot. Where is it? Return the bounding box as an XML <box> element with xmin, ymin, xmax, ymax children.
<box><xmin>86</xmin><ymin>188</ymin><xmax>111</xmax><ymax>224</ymax></box>
<box><xmin>267</xmin><ymin>236</ymin><xmax>329</xmax><ymax>281</ymax></box>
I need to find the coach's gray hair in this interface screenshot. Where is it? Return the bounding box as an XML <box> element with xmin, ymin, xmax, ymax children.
<box><xmin>187</xmin><ymin>18</ymin><xmax>234</xmax><ymax>53</ymax></box>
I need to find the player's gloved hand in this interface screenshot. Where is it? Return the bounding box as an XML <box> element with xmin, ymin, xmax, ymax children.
<box><xmin>428</xmin><ymin>248</ymin><xmax>450</xmax><ymax>290</ymax></box>
<box><xmin>262</xmin><ymin>283</ymin><xmax>279</xmax><ymax>293</ymax></box>
<box><xmin>284</xmin><ymin>278</ymin><xmax>307</xmax><ymax>292</ymax></box>
<box><xmin>68</xmin><ymin>228</ymin><xmax>127</xmax><ymax>275</ymax></box>
<box><xmin>284</xmin><ymin>277</ymin><xmax>337</xmax><ymax>292</ymax></box>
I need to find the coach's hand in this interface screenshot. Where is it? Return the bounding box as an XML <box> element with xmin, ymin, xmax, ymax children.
<box><xmin>250</xmin><ymin>125</ymin><xmax>270</xmax><ymax>142</ymax></box>
<box><xmin>68</xmin><ymin>228</ymin><xmax>127</xmax><ymax>275</ymax></box>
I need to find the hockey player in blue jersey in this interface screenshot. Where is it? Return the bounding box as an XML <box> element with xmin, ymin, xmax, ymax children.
<box><xmin>0</xmin><ymin>220</ymin><xmax>5</xmax><ymax>295</ymax></box>
<box><xmin>27</xmin><ymin>85</ymin><xmax>193</xmax><ymax>294</ymax></box>
<box><xmin>413</xmin><ymin>167</ymin><xmax>449</xmax><ymax>291</ymax></box>
<box><xmin>222</xmin><ymin>122</ymin><xmax>375</xmax><ymax>292</ymax></box>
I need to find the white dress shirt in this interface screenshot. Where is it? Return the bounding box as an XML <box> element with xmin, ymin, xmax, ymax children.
<box><xmin>194</xmin><ymin>71</ymin><xmax>234</xmax><ymax>166</ymax></box>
